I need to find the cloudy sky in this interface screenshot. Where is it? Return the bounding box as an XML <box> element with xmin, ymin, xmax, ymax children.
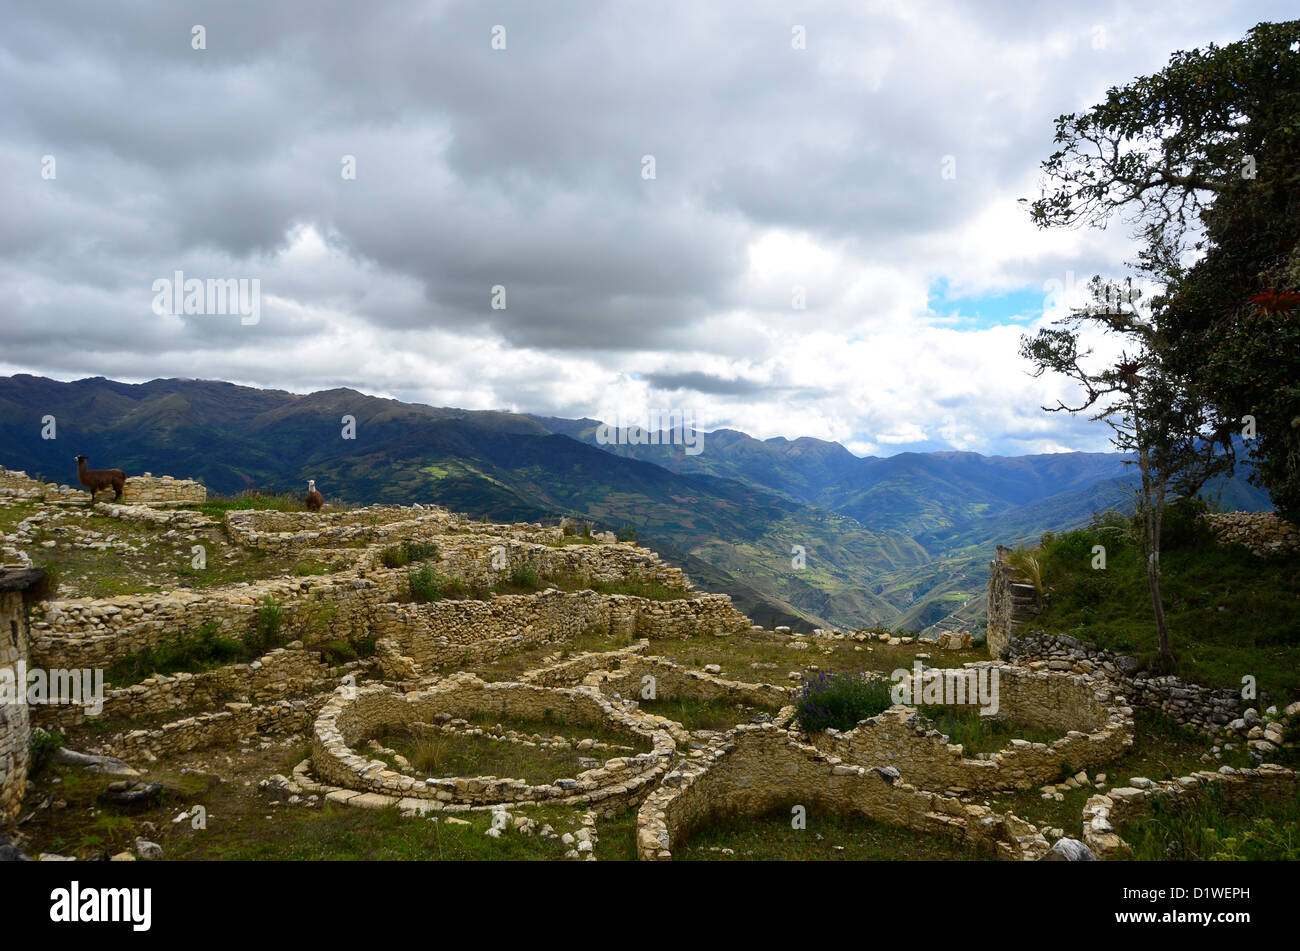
<box><xmin>1</xmin><ymin>1</ymin><xmax>1288</xmax><ymax>456</ymax></box>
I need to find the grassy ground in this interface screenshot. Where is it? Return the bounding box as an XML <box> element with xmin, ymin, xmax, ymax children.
<box><xmin>9</xmin><ymin>503</ymin><xmax>344</xmax><ymax>599</ymax></box>
<box><xmin>187</xmin><ymin>492</ymin><xmax>311</xmax><ymax>518</ymax></box>
<box><xmin>675</xmin><ymin>806</ymin><xmax>984</xmax><ymax>860</ymax></box>
<box><xmin>988</xmin><ymin>709</ymin><xmax>1254</xmax><ymax>833</ymax></box>
<box><xmin>18</xmin><ymin>741</ymin><xmax>633</xmax><ymax>861</ymax></box>
<box><xmin>1120</xmin><ymin>783</ymin><xmax>1300</xmax><ymax>860</ymax></box>
<box><xmin>459</xmin><ymin>711</ymin><xmax>649</xmax><ymax>748</ymax></box>
<box><xmin>375</xmin><ymin>734</ymin><xmax>593</xmax><ymax>786</ymax></box>
<box><xmin>637</xmin><ymin>696</ymin><xmax>774</xmax><ymax>731</ymax></box>
<box><xmin>415</xmin><ymin>571</ymin><xmax>694</xmax><ymax>603</ymax></box>
<box><xmin>1027</xmin><ymin>512</ymin><xmax>1300</xmax><ymax>703</ymax></box>
<box><xmin>916</xmin><ymin>706</ymin><xmax>1061</xmax><ymax>755</ymax></box>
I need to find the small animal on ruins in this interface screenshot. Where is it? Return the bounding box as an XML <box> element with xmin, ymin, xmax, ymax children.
<box><xmin>305</xmin><ymin>479</ymin><xmax>324</xmax><ymax>512</ymax></box>
<box><xmin>75</xmin><ymin>455</ymin><xmax>126</xmax><ymax>505</ymax></box>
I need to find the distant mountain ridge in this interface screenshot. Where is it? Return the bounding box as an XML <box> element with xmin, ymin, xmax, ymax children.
<box><xmin>0</xmin><ymin>374</ymin><xmax>1273</xmax><ymax>635</ymax></box>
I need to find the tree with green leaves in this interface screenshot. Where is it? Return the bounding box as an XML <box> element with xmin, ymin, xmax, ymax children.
<box><xmin>1024</xmin><ymin>19</ymin><xmax>1300</xmax><ymax>521</ymax></box>
<box><xmin>1020</xmin><ymin>279</ymin><xmax>1233</xmax><ymax>664</ymax></box>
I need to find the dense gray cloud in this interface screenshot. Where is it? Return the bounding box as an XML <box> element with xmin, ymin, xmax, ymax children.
<box><xmin>1</xmin><ymin>0</ymin><xmax>1290</xmax><ymax>455</ymax></box>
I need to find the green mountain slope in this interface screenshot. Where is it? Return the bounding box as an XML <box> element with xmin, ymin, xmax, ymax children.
<box><xmin>1</xmin><ymin>374</ymin><xmax>1272</xmax><ymax>636</ymax></box>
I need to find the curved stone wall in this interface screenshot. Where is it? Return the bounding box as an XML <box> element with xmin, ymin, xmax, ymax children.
<box><xmin>311</xmin><ymin>675</ymin><xmax>675</xmax><ymax>810</ymax></box>
<box><xmin>808</xmin><ymin>664</ymin><xmax>1133</xmax><ymax>792</ymax></box>
<box><xmin>636</xmin><ymin>721</ymin><xmax>1051</xmax><ymax>861</ymax></box>
<box><xmin>579</xmin><ymin>655</ymin><xmax>790</xmax><ymax>711</ymax></box>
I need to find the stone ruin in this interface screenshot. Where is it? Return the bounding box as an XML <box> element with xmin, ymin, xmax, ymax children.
<box><xmin>1</xmin><ymin>466</ymin><xmax>1295</xmax><ymax>861</ymax></box>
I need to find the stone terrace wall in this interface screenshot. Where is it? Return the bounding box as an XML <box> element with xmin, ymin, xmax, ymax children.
<box><xmin>433</xmin><ymin>536</ymin><xmax>693</xmax><ymax>592</ymax></box>
<box><xmin>1005</xmin><ymin>631</ymin><xmax>1260</xmax><ymax>742</ymax></box>
<box><xmin>0</xmin><ymin>589</ymin><xmax>30</xmax><ymax>827</ymax></box>
<box><xmin>813</xmin><ymin>665</ymin><xmax>1133</xmax><ymax>793</ymax></box>
<box><xmin>100</xmin><ymin>697</ymin><xmax>319</xmax><ymax>760</ymax></box>
<box><xmin>1205</xmin><ymin>511</ymin><xmax>1300</xmax><ymax>556</ymax></box>
<box><xmin>637</xmin><ymin>723</ymin><xmax>1050</xmax><ymax>861</ymax></box>
<box><xmin>373</xmin><ymin>590</ymin><xmax>751</xmax><ymax>674</ymax></box>
<box><xmin>29</xmin><ymin>568</ymin><xmax>409</xmax><ymax>671</ymax></box>
<box><xmin>0</xmin><ymin>467</ymin><xmax>82</xmax><ymax>503</ymax></box>
<box><xmin>986</xmin><ymin>546</ymin><xmax>1041</xmax><ymax>659</ymax></box>
<box><xmin>0</xmin><ymin>467</ymin><xmax>204</xmax><ymax>505</ymax></box>
<box><xmin>120</xmin><ymin>474</ymin><xmax>206</xmax><ymax>506</ymax></box>
<box><xmin>224</xmin><ymin>506</ymin><xmax>455</xmax><ymax>554</ymax></box>
<box><xmin>32</xmin><ymin>646</ymin><xmax>339</xmax><ymax>730</ymax></box>
<box><xmin>1081</xmin><ymin>763</ymin><xmax>1297</xmax><ymax>858</ymax></box>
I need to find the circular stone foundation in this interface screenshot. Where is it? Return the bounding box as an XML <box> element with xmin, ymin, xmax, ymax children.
<box><xmin>311</xmin><ymin>673</ymin><xmax>675</xmax><ymax>809</ymax></box>
<box><xmin>802</xmin><ymin>663</ymin><xmax>1133</xmax><ymax>792</ymax></box>
<box><xmin>636</xmin><ymin>720</ymin><xmax>1051</xmax><ymax>861</ymax></box>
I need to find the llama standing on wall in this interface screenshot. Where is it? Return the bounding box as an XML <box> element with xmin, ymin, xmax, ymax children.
<box><xmin>75</xmin><ymin>455</ymin><xmax>126</xmax><ymax>505</ymax></box>
<box><xmin>305</xmin><ymin>479</ymin><xmax>324</xmax><ymax>512</ymax></box>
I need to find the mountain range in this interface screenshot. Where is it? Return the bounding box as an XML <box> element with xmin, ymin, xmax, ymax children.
<box><xmin>0</xmin><ymin>374</ymin><xmax>1272</xmax><ymax>635</ymax></box>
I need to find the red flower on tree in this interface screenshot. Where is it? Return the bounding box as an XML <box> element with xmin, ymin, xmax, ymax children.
<box><xmin>1250</xmin><ymin>278</ymin><xmax>1300</xmax><ymax>314</ymax></box>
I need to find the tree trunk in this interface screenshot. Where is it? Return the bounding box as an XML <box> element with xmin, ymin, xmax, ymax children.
<box><xmin>1134</xmin><ymin>403</ymin><xmax>1173</xmax><ymax>664</ymax></box>
<box><xmin>1147</xmin><ymin>486</ymin><xmax>1172</xmax><ymax>663</ymax></box>
<box><xmin>1148</xmin><ymin>550</ymin><xmax>1171</xmax><ymax>661</ymax></box>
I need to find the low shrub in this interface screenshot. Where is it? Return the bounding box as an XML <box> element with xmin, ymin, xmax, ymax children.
<box><xmin>105</xmin><ymin>621</ymin><xmax>245</xmax><ymax>685</ymax></box>
<box><xmin>246</xmin><ymin>595</ymin><xmax>285</xmax><ymax>654</ymax></box>
<box><xmin>29</xmin><ymin>728</ymin><xmax>65</xmax><ymax>774</ymax></box>
<box><xmin>381</xmin><ymin>540</ymin><xmax>440</xmax><ymax>568</ymax></box>
<box><xmin>1161</xmin><ymin>496</ymin><xmax>1214</xmax><ymax>551</ymax></box>
<box><xmin>412</xmin><ymin>736</ymin><xmax>447</xmax><ymax>774</ymax></box>
<box><xmin>510</xmin><ymin>564</ymin><xmax>540</xmax><ymax>590</ymax></box>
<box><xmin>793</xmin><ymin>670</ymin><xmax>894</xmax><ymax>733</ymax></box>
<box><xmin>408</xmin><ymin>563</ymin><xmax>442</xmax><ymax>603</ymax></box>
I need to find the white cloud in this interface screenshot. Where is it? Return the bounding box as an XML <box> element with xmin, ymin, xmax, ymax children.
<box><xmin>1</xmin><ymin>0</ymin><xmax>1290</xmax><ymax>457</ymax></box>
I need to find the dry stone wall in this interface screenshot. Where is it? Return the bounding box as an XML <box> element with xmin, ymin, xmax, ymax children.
<box><xmin>1081</xmin><ymin>763</ymin><xmax>1297</xmax><ymax>858</ymax></box>
<box><xmin>311</xmin><ymin>676</ymin><xmax>675</xmax><ymax>811</ymax></box>
<box><xmin>101</xmin><ymin>697</ymin><xmax>319</xmax><ymax>760</ymax></box>
<box><xmin>120</xmin><ymin>474</ymin><xmax>206</xmax><ymax>505</ymax></box>
<box><xmin>29</xmin><ymin>568</ymin><xmax>408</xmax><ymax>671</ymax></box>
<box><xmin>0</xmin><ymin>466</ymin><xmax>204</xmax><ymax>505</ymax></box>
<box><xmin>584</xmin><ymin>655</ymin><xmax>790</xmax><ymax>711</ymax></box>
<box><xmin>224</xmin><ymin>506</ymin><xmax>453</xmax><ymax>554</ymax></box>
<box><xmin>636</xmin><ymin>721</ymin><xmax>1051</xmax><ymax>861</ymax></box>
<box><xmin>33</xmin><ymin>646</ymin><xmax>342</xmax><ymax>730</ymax></box>
<box><xmin>0</xmin><ymin>467</ymin><xmax>83</xmax><ymax>503</ymax></box>
<box><xmin>1204</xmin><ymin>511</ymin><xmax>1300</xmax><ymax>556</ymax></box>
<box><xmin>810</xmin><ymin>665</ymin><xmax>1133</xmax><ymax>793</ymax></box>
<box><xmin>0</xmin><ymin>589</ymin><xmax>30</xmax><ymax>828</ymax></box>
<box><xmin>520</xmin><ymin>643</ymin><xmax>650</xmax><ymax>687</ymax></box>
<box><xmin>374</xmin><ymin>590</ymin><xmax>751</xmax><ymax>675</ymax></box>
<box><xmin>1004</xmin><ymin>632</ymin><xmax>1266</xmax><ymax>742</ymax></box>
<box><xmin>986</xmin><ymin>546</ymin><xmax>1041</xmax><ymax>659</ymax></box>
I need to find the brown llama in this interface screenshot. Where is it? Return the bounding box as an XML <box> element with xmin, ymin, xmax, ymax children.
<box><xmin>75</xmin><ymin>455</ymin><xmax>126</xmax><ymax>504</ymax></box>
<box><xmin>305</xmin><ymin>479</ymin><xmax>323</xmax><ymax>512</ymax></box>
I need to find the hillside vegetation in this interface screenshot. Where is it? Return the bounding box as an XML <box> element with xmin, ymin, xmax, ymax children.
<box><xmin>1023</xmin><ymin>505</ymin><xmax>1300</xmax><ymax>704</ymax></box>
<box><xmin>0</xmin><ymin>374</ymin><xmax>1272</xmax><ymax>634</ymax></box>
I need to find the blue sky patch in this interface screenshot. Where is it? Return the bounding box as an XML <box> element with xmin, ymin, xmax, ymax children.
<box><xmin>926</xmin><ymin>278</ymin><xmax>1045</xmax><ymax>329</ymax></box>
